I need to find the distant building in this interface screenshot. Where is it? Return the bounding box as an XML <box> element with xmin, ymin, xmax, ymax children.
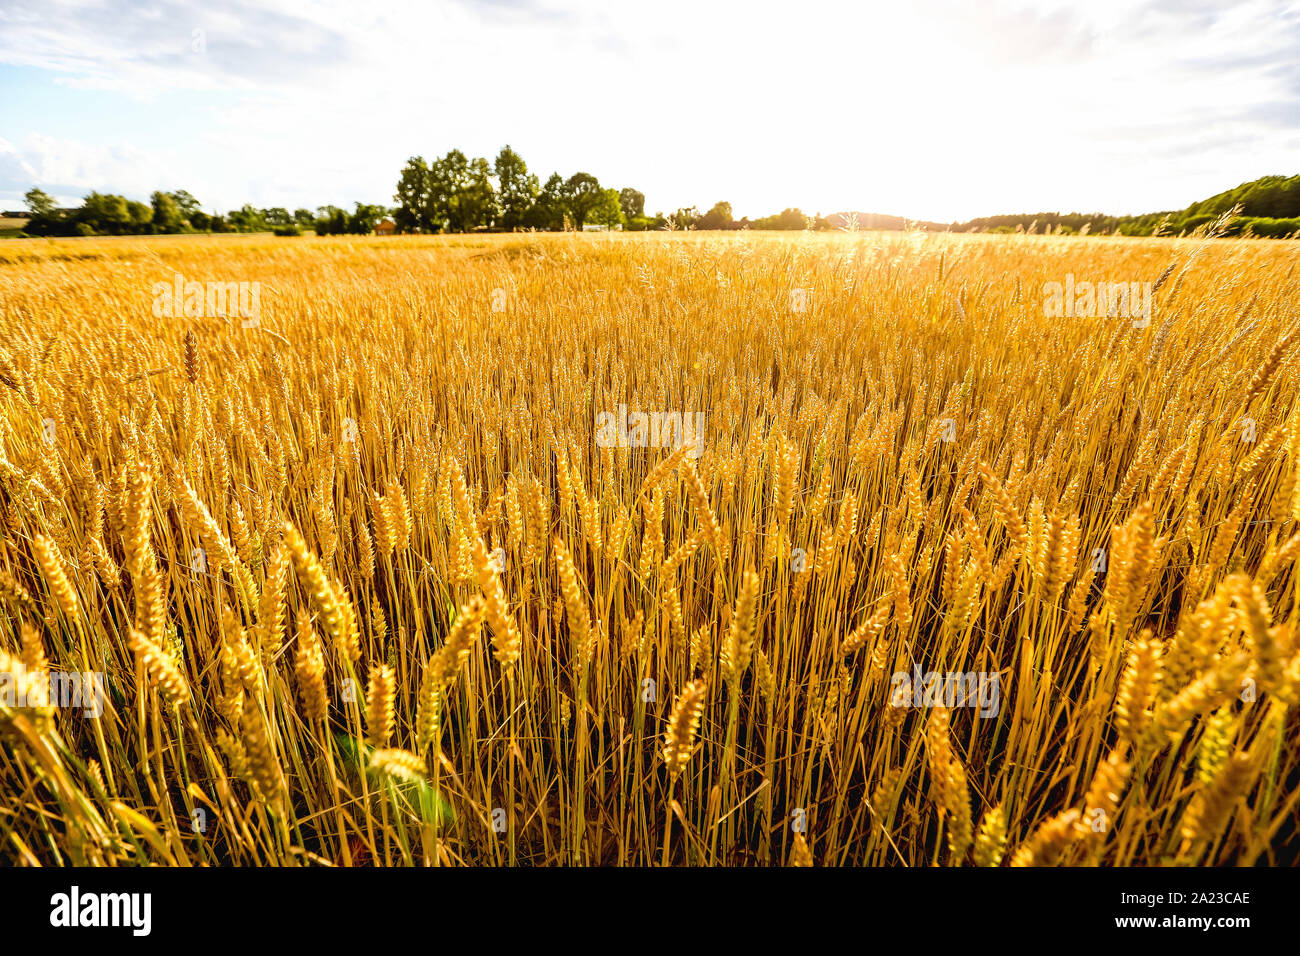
<box><xmin>582</xmin><ymin>223</ymin><xmax>622</xmax><ymax>232</ymax></box>
<box><xmin>375</xmin><ymin>218</ymin><xmax>396</xmax><ymax>235</ymax></box>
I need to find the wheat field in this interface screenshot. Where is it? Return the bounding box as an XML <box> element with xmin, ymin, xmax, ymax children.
<box><xmin>0</xmin><ymin>229</ymin><xmax>1297</xmax><ymax>867</ymax></box>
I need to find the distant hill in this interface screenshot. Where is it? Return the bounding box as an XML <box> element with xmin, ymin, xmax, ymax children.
<box><xmin>953</xmin><ymin>175</ymin><xmax>1300</xmax><ymax>237</ymax></box>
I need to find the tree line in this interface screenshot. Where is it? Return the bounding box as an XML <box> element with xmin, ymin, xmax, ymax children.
<box><xmin>17</xmin><ymin>188</ymin><xmax>390</xmax><ymax>238</ymax></box>
<box><xmin>391</xmin><ymin>146</ymin><xmax>847</xmax><ymax>233</ymax></box>
<box><xmin>393</xmin><ymin>146</ymin><xmax>649</xmax><ymax>232</ymax></box>
<box><xmin>957</xmin><ymin>175</ymin><xmax>1300</xmax><ymax>238</ymax></box>
<box><xmin>13</xmin><ymin>143</ymin><xmax>944</xmax><ymax>238</ymax></box>
<box><xmin>20</xmin><ymin>165</ymin><xmax>1293</xmax><ymax>240</ymax></box>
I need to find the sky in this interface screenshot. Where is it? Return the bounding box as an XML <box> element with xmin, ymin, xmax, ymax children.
<box><xmin>1</xmin><ymin>0</ymin><xmax>1298</xmax><ymax>223</ymax></box>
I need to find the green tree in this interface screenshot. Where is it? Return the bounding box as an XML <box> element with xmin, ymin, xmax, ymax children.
<box><xmin>293</xmin><ymin>208</ymin><xmax>315</xmax><ymax>228</ymax></box>
<box><xmin>425</xmin><ymin>150</ymin><xmax>471</xmax><ymax>231</ymax></box>
<box><xmin>24</xmin><ymin>188</ymin><xmax>56</xmax><ymax>217</ymax></box>
<box><xmin>562</xmin><ymin>172</ymin><xmax>604</xmax><ymax>229</ymax></box>
<box><xmin>227</xmin><ymin>204</ymin><xmax>267</xmax><ymax>232</ymax></box>
<box><xmin>668</xmin><ymin>206</ymin><xmax>699</xmax><ymax>230</ymax></box>
<box><xmin>169</xmin><ymin>190</ymin><xmax>201</xmax><ymax>220</ymax></box>
<box><xmin>697</xmin><ymin>201</ymin><xmax>734</xmax><ymax>230</ymax></box>
<box><xmin>394</xmin><ymin>156</ymin><xmax>431</xmax><ymax>232</ymax></box>
<box><xmin>526</xmin><ymin>173</ymin><xmax>566</xmax><ymax>230</ymax></box>
<box><xmin>314</xmin><ymin>205</ymin><xmax>348</xmax><ymax>236</ymax></box>
<box><xmin>347</xmin><ymin>202</ymin><xmax>388</xmax><ymax>234</ymax></box>
<box><xmin>262</xmin><ymin>207</ymin><xmax>292</xmax><ymax>227</ymax></box>
<box><xmin>77</xmin><ymin>193</ymin><xmax>132</xmax><ymax>234</ymax></box>
<box><xmin>22</xmin><ymin>188</ymin><xmax>66</xmax><ymax>235</ymax></box>
<box><xmin>151</xmin><ymin>191</ymin><xmax>182</xmax><ymax>232</ymax></box>
<box><xmin>426</xmin><ymin>152</ymin><xmax>498</xmax><ymax>231</ymax></box>
<box><xmin>754</xmin><ymin>207</ymin><xmax>807</xmax><ymax>230</ymax></box>
<box><xmin>495</xmin><ymin>145</ymin><xmax>540</xmax><ymax>231</ymax></box>
<box><xmin>618</xmin><ymin>187</ymin><xmax>645</xmax><ymax>221</ymax></box>
<box><xmin>588</xmin><ymin>188</ymin><xmax>625</xmax><ymax>228</ymax></box>
<box><xmin>126</xmin><ymin>200</ymin><xmax>153</xmax><ymax>233</ymax></box>
<box><xmin>625</xmin><ymin>213</ymin><xmax>664</xmax><ymax>231</ymax></box>
<box><xmin>455</xmin><ymin>157</ymin><xmax>499</xmax><ymax>231</ymax></box>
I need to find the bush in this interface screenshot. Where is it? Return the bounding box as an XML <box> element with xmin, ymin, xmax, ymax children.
<box><xmin>1240</xmin><ymin>216</ymin><xmax>1300</xmax><ymax>238</ymax></box>
<box><xmin>273</xmin><ymin>225</ymin><xmax>302</xmax><ymax>237</ymax></box>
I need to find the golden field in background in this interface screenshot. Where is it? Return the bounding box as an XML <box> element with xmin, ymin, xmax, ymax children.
<box><xmin>0</xmin><ymin>230</ymin><xmax>1297</xmax><ymax>866</ymax></box>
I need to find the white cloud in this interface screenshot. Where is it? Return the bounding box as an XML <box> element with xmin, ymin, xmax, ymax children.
<box><xmin>1</xmin><ymin>0</ymin><xmax>1297</xmax><ymax>220</ymax></box>
<box><xmin>0</xmin><ymin>137</ymin><xmax>39</xmax><ymax>196</ymax></box>
<box><xmin>0</xmin><ymin>132</ymin><xmax>203</xmax><ymax>207</ymax></box>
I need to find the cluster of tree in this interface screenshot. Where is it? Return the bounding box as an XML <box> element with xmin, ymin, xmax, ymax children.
<box><xmin>393</xmin><ymin>150</ymin><xmax>871</xmax><ymax>234</ymax></box>
<box><xmin>956</xmin><ymin>175</ymin><xmax>1300</xmax><ymax>238</ymax></box>
<box><xmin>663</xmin><ymin>204</ymin><xmax>889</xmax><ymax>231</ymax></box>
<box><xmin>393</xmin><ymin>146</ymin><xmax>655</xmax><ymax>232</ymax></box>
<box><xmin>18</xmin><ymin>188</ymin><xmax>393</xmax><ymax>237</ymax></box>
<box><xmin>18</xmin><ymin>171</ymin><xmax>951</xmax><ymax>240</ymax></box>
<box><xmin>1180</xmin><ymin>174</ymin><xmax>1300</xmax><ymax>220</ymax></box>
<box><xmin>658</xmin><ymin>203</ymin><xmax>812</xmax><ymax>231</ymax></box>
<box><xmin>22</xmin><ymin>188</ymin><xmax>205</xmax><ymax>236</ymax></box>
<box><xmin>306</xmin><ymin>203</ymin><xmax>390</xmax><ymax>236</ymax></box>
<box><xmin>18</xmin><ymin>170</ymin><xmax>1297</xmax><ymax>241</ymax></box>
<box><xmin>393</xmin><ymin>149</ymin><xmax>883</xmax><ymax>234</ymax></box>
<box><xmin>22</xmin><ymin>179</ymin><xmax>933</xmax><ymax>237</ymax></box>
<box><xmin>663</xmin><ymin>206</ymin><xmax>951</xmax><ymax>231</ymax></box>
